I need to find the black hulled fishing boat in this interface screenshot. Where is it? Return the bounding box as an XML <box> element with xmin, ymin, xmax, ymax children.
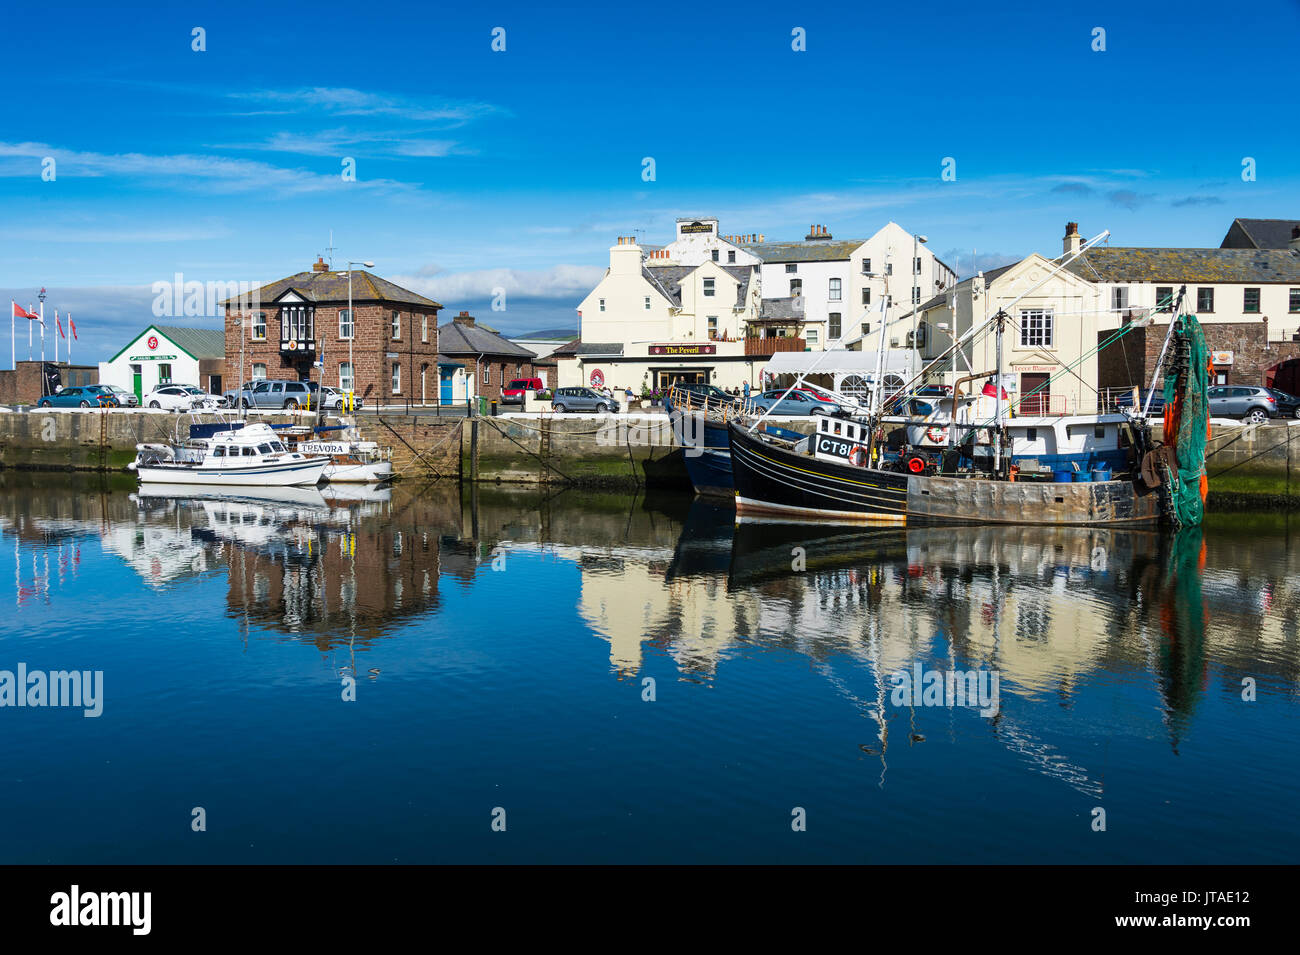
<box><xmin>727</xmin><ymin>232</ymin><xmax>1211</xmax><ymax>530</ymax></box>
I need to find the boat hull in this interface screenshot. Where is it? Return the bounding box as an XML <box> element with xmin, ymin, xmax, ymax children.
<box><xmin>683</xmin><ymin>447</ymin><xmax>733</xmax><ymax>498</ymax></box>
<box><xmin>323</xmin><ymin>460</ymin><xmax>393</xmax><ymax>483</ymax></box>
<box><xmin>726</xmin><ymin>422</ymin><xmax>1161</xmax><ymax>526</ymax></box>
<box><xmin>136</xmin><ymin>457</ymin><xmax>328</xmax><ymax>487</ymax></box>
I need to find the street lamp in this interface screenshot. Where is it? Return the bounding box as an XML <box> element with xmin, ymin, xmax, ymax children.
<box><xmin>345</xmin><ymin>260</ymin><xmax>374</xmax><ymax>413</ymax></box>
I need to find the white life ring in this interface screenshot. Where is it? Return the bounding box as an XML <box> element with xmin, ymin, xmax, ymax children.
<box><xmin>849</xmin><ymin>445</ymin><xmax>869</xmax><ymax>467</ymax></box>
<box><xmin>925</xmin><ymin>426</ymin><xmax>949</xmax><ymax>444</ymax></box>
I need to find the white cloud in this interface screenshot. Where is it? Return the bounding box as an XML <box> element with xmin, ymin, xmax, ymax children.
<box><xmin>0</xmin><ymin>141</ymin><xmax>420</xmax><ymax>196</ymax></box>
<box><xmin>229</xmin><ymin>87</ymin><xmax>504</xmax><ymax>126</ymax></box>
<box><xmin>214</xmin><ymin>129</ymin><xmax>461</xmax><ymax>159</ymax></box>
<box><xmin>391</xmin><ymin>265</ymin><xmax>605</xmax><ymax>302</ymax></box>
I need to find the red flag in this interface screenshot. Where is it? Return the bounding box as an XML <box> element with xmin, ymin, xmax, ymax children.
<box><xmin>12</xmin><ymin>302</ymin><xmax>39</xmax><ymax>321</ymax></box>
<box><xmin>70</xmin><ymin>317</ymin><xmax>77</xmax><ymax>340</ymax></box>
<box><xmin>981</xmin><ymin>379</ymin><xmax>1010</xmax><ymax>400</ymax></box>
<box><xmin>57</xmin><ymin>312</ymin><xmax>65</xmax><ymax>339</ymax></box>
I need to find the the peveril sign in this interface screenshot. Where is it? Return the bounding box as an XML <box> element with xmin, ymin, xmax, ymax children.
<box><xmin>589</xmin><ymin>368</ymin><xmax>605</xmax><ymax>388</ymax></box>
<box><xmin>649</xmin><ymin>344</ymin><xmax>716</xmax><ymax>356</ymax></box>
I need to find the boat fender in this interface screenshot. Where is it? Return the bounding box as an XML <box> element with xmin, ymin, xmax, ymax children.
<box><xmin>849</xmin><ymin>445</ymin><xmax>869</xmax><ymax>467</ymax></box>
<box><xmin>925</xmin><ymin>426</ymin><xmax>949</xmax><ymax>444</ymax></box>
<box><xmin>903</xmin><ymin>453</ymin><xmax>928</xmax><ymax>475</ymax></box>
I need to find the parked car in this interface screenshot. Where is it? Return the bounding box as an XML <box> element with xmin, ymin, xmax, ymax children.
<box><xmin>229</xmin><ymin>379</ymin><xmax>314</xmax><ymax>410</ymax></box>
<box><xmin>502</xmin><ymin>377</ymin><xmax>545</xmax><ymax>405</ymax></box>
<box><xmin>143</xmin><ymin>384</ymin><xmax>223</xmax><ymax>411</ymax></box>
<box><xmin>86</xmin><ymin>384</ymin><xmax>139</xmax><ymax>407</ymax></box>
<box><xmin>1266</xmin><ymin>388</ymin><xmax>1300</xmax><ymax>419</ymax></box>
<box><xmin>792</xmin><ymin>387</ymin><xmax>837</xmax><ymax>403</ymax></box>
<box><xmin>1113</xmin><ymin>388</ymin><xmax>1166</xmax><ymax>416</ymax></box>
<box><xmin>1207</xmin><ymin>385</ymin><xmax>1277</xmax><ymax>423</ymax></box>
<box><xmin>306</xmin><ymin>382</ymin><xmax>363</xmax><ymax>412</ymax></box>
<box><xmin>36</xmin><ymin>386</ymin><xmax>114</xmax><ymax>409</ymax></box>
<box><xmin>750</xmin><ymin>389</ymin><xmax>842</xmax><ymax>416</ymax></box>
<box><xmin>551</xmin><ymin>387</ymin><xmax>620</xmax><ymax>414</ymax></box>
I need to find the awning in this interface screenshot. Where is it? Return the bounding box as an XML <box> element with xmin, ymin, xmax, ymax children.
<box><xmin>762</xmin><ymin>349</ymin><xmax>915</xmax><ymax>377</ymax></box>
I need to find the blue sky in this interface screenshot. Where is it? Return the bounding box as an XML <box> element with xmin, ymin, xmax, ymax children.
<box><xmin>1</xmin><ymin>0</ymin><xmax>1296</xmax><ymax>363</ymax></box>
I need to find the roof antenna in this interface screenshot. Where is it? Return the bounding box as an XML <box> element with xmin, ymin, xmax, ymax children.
<box><xmin>324</xmin><ymin>230</ymin><xmax>338</xmax><ymax>269</ymax></box>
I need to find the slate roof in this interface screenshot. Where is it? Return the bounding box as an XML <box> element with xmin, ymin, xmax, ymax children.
<box><xmin>644</xmin><ymin>263</ymin><xmax>754</xmax><ymax>307</ymax></box>
<box><xmin>1065</xmin><ymin>247</ymin><xmax>1300</xmax><ymax>284</ymax></box>
<box><xmin>739</xmin><ymin>238</ymin><xmax>864</xmax><ymax>263</ymax></box>
<box><xmin>1221</xmin><ymin>218</ymin><xmax>1300</xmax><ymax>250</ymax></box>
<box><xmin>574</xmin><ymin>342</ymin><xmax>624</xmax><ymax>357</ymax></box>
<box><xmin>437</xmin><ymin>321</ymin><xmax>538</xmax><ymax>359</ymax></box>
<box><xmin>220</xmin><ymin>269</ymin><xmax>441</xmax><ymax>309</ymax></box>
<box><xmin>551</xmin><ymin>338</ymin><xmax>582</xmax><ymax>357</ymax></box>
<box><xmin>154</xmin><ymin>324</ymin><xmax>225</xmax><ymax>359</ymax></box>
<box><xmin>757</xmin><ymin>297</ymin><xmax>806</xmax><ymax>320</ymax></box>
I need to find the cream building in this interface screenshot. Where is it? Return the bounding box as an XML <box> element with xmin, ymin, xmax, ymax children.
<box><xmin>567</xmin><ymin>236</ymin><xmax>766</xmax><ymax>391</ymax></box>
<box><xmin>919</xmin><ymin>253</ymin><xmax>1105</xmax><ymax>414</ymax></box>
<box><xmin>743</xmin><ymin>221</ymin><xmax>957</xmax><ymax>364</ymax></box>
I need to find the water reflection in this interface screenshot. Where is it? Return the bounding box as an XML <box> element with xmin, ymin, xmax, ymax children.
<box><xmin>4</xmin><ymin>474</ymin><xmax>1298</xmax><ymax>763</ymax></box>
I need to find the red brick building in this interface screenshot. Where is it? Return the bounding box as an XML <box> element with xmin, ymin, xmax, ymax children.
<box><xmin>222</xmin><ymin>257</ymin><xmax>444</xmax><ymax>405</ymax></box>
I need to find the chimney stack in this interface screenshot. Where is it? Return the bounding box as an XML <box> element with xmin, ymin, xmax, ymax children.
<box><xmin>1064</xmin><ymin>221</ymin><xmax>1082</xmax><ymax>255</ymax></box>
<box><xmin>1290</xmin><ymin>225</ymin><xmax>1300</xmax><ymax>251</ymax></box>
<box><xmin>453</xmin><ymin>310</ymin><xmax>475</xmax><ymax>326</ymax></box>
<box><xmin>312</xmin><ymin>256</ymin><xmax>329</xmax><ymax>272</ymax></box>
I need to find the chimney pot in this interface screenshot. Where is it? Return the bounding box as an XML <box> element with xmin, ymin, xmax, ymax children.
<box><xmin>312</xmin><ymin>256</ymin><xmax>329</xmax><ymax>272</ymax></box>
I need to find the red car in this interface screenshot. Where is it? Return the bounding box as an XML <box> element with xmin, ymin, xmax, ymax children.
<box><xmin>502</xmin><ymin>377</ymin><xmax>545</xmax><ymax>404</ymax></box>
<box><xmin>793</xmin><ymin>387</ymin><xmax>836</xmax><ymax>402</ymax></box>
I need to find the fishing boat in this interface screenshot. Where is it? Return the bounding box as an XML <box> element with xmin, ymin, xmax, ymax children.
<box><xmin>726</xmin><ymin>232</ymin><xmax>1211</xmax><ymax>529</ymax></box>
<box><xmin>130</xmin><ymin>421</ymin><xmax>329</xmax><ymax>487</ymax></box>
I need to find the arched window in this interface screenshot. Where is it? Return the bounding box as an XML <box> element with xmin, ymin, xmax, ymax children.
<box><xmin>839</xmin><ymin>374</ymin><xmax>870</xmax><ymax>401</ymax></box>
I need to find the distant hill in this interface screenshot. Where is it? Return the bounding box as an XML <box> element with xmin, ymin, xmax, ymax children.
<box><xmin>510</xmin><ymin>327</ymin><xmax>578</xmax><ymax>341</ymax></box>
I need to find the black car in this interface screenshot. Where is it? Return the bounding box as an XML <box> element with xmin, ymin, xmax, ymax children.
<box><xmin>1267</xmin><ymin>388</ymin><xmax>1300</xmax><ymax>419</ymax></box>
<box><xmin>667</xmin><ymin>382</ymin><xmax>739</xmax><ymax>410</ymax></box>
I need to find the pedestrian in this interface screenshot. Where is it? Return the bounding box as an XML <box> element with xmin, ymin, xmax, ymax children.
<box><xmin>742</xmin><ymin>381</ymin><xmax>751</xmax><ymax>398</ymax></box>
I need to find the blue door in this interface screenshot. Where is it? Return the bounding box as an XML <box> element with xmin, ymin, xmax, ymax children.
<box><xmin>440</xmin><ymin>371</ymin><xmax>453</xmax><ymax>404</ymax></box>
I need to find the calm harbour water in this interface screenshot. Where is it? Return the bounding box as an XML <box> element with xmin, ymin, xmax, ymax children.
<box><xmin>1</xmin><ymin>471</ymin><xmax>1297</xmax><ymax>864</ymax></box>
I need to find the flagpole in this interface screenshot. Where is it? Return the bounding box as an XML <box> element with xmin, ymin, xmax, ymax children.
<box><xmin>54</xmin><ymin>310</ymin><xmax>59</xmax><ymax>364</ymax></box>
<box><xmin>38</xmin><ymin>295</ymin><xmax>45</xmax><ymax>368</ymax></box>
<box><xmin>68</xmin><ymin>313</ymin><xmax>72</xmax><ymax>365</ymax></box>
<box><xmin>28</xmin><ymin>305</ymin><xmax>32</xmax><ymax>362</ymax></box>
<box><xmin>9</xmin><ymin>302</ymin><xmax>13</xmax><ymax>370</ymax></box>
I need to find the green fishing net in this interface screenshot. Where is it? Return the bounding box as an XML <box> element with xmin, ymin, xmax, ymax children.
<box><xmin>1161</xmin><ymin>314</ymin><xmax>1209</xmax><ymax>526</ymax></box>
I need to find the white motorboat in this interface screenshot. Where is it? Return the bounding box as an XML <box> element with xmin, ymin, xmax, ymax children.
<box><xmin>130</xmin><ymin>422</ymin><xmax>329</xmax><ymax>487</ymax></box>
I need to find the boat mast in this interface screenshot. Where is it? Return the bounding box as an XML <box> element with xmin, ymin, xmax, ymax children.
<box><xmin>993</xmin><ymin>310</ymin><xmax>1005</xmax><ymax>475</ymax></box>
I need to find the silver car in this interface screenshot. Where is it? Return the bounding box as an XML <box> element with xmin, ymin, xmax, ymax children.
<box><xmin>1207</xmin><ymin>385</ymin><xmax>1277</xmax><ymax>424</ymax></box>
<box><xmin>231</xmin><ymin>379</ymin><xmax>312</xmax><ymax>410</ymax></box>
<box><xmin>551</xmin><ymin>387</ymin><xmax>620</xmax><ymax>414</ymax></box>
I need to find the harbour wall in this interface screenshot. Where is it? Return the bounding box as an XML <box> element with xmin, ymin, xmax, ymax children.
<box><xmin>4</xmin><ymin>409</ymin><xmax>1300</xmax><ymax>508</ymax></box>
